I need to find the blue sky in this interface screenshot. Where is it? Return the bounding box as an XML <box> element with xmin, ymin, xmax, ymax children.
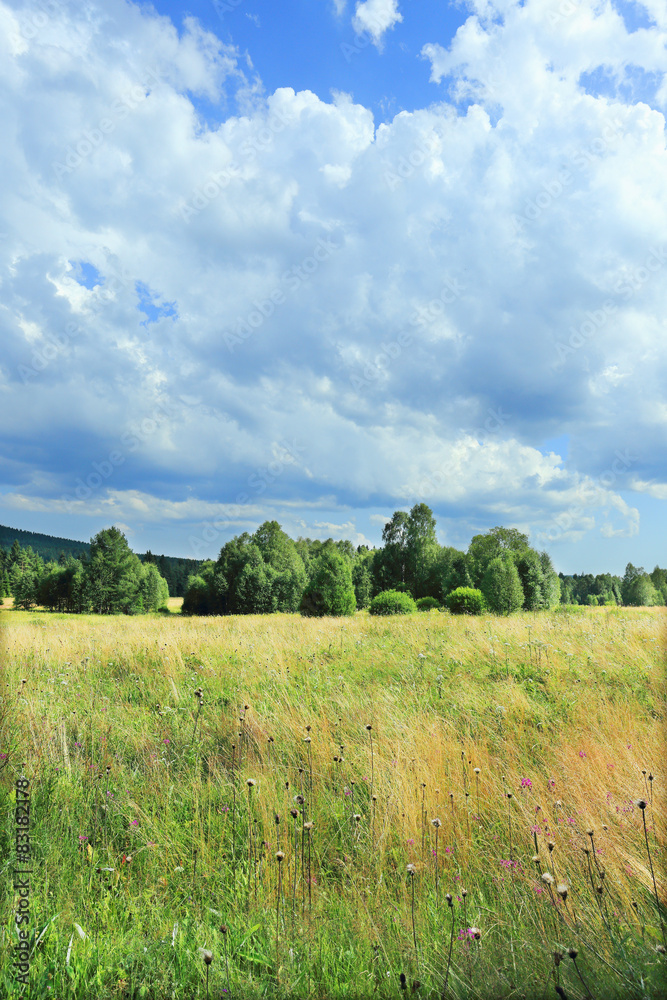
<box><xmin>1</xmin><ymin>0</ymin><xmax>666</xmax><ymax>574</ymax></box>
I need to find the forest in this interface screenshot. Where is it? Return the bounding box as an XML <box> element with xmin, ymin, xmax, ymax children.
<box><xmin>1</xmin><ymin>507</ymin><xmax>664</xmax><ymax>616</ymax></box>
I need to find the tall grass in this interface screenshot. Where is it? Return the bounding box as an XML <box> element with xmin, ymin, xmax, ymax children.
<box><xmin>0</xmin><ymin>606</ymin><xmax>665</xmax><ymax>998</ymax></box>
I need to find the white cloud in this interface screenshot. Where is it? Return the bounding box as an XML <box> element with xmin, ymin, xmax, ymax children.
<box><xmin>352</xmin><ymin>0</ymin><xmax>402</xmax><ymax>47</ymax></box>
<box><xmin>0</xmin><ymin>0</ymin><xmax>665</xmax><ymax>561</ymax></box>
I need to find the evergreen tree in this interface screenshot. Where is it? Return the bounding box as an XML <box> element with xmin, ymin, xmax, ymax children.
<box><xmin>86</xmin><ymin>527</ymin><xmax>144</xmax><ymax>614</ymax></box>
<box><xmin>480</xmin><ymin>553</ymin><xmax>524</xmax><ymax>615</ymax></box>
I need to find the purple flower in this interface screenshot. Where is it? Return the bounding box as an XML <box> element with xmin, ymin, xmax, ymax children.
<box><xmin>521</xmin><ymin>777</ymin><xmax>532</xmax><ymax>788</ymax></box>
<box><xmin>578</xmin><ymin>750</ymin><xmax>587</xmax><ymax>758</ymax></box>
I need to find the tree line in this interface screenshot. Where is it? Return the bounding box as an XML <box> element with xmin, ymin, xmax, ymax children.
<box><xmin>0</xmin><ymin>522</ymin><xmax>198</xmax><ymax>597</ymax></box>
<box><xmin>2</xmin><ymin>509</ymin><xmax>664</xmax><ymax>616</ymax></box>
<box><xmin>0</xmin><ymin>528</ymin><xmax>170</xmax><ymax>614</ymax></box>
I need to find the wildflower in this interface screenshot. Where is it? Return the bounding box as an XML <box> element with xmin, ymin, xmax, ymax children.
<box><xmin>521</xmin><ymin>778</ymin><xmax>533</xmax><ymax>788</ymax></box>
<box><xmin>578</xmin><ymin>751</ymin><xmax>587</xmax><ymax>758</ymax></box>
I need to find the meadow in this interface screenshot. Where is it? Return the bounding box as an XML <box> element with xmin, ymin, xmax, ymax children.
<box><xmin>0</xmin><ymin>605</ymin><xmax>665</xmax><ymax>999</ymax></box>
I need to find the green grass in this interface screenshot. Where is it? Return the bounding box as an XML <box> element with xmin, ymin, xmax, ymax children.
<box><xmin>0</xmin><ymin>606</ymin><xmax>665</xmax><ymax>998</ymax></box>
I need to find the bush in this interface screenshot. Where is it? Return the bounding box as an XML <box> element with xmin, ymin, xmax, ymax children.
<box><xmin>447</xmin><ymin>587</ymin><xmax>486</xmax><ymax>615</ymax></box>
<box><xmin>369</xmin><ymin>590</ymin><xmax>417</xmax><ymax>615</ymax></box>
<box><xmin>416</xmin><ymin>596</ymin><xmax>441</xmax><ymax>612</ymax></box>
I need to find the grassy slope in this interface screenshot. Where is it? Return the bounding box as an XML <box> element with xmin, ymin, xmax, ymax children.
<box><xmin>0</xmin><ymin>607</ymin><xmax>665</xmax><ymax>999</ymax></box>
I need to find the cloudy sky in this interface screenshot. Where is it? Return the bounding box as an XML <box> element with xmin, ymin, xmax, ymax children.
<box><xmin>1</xmin><ymin>0</ymin><xmax>666</xmax><ymax>573</ymax></box>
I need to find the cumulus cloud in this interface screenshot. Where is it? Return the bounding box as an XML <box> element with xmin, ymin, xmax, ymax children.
<box><xmin>352</xmin><ymin>0</ymin><xmax>402</xmax><ymax>47</ymax></box>
<box><xmin>0</xmin><ymin>0</ymin><xmax>665</xmax><ymax>561</ymax></box>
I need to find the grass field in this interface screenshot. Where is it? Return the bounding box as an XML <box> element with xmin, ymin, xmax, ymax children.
<box><xmin>0</xmin><ymin>606</ymin><xmax>665</xmax><ymax>999</ymax></box>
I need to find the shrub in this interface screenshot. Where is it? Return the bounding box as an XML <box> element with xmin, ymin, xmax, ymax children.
<box><xmin>447</xmin><ymin>587</ymin><xmax>486</xmax><ymax>615</ymax></box>
<box><xmin>416</xmin><ymin>596</ymin><xmax>441</xmax><ymax>612</ymax></box>
<box><xmin>369</xmin><ymin>590</ymin><xmax>417</xmax><ymax>615</ymax></box>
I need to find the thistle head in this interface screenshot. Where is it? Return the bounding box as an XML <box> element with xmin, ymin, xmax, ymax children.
<box><xmin>431</xmin><ymin>818</ymin><xmax>441</xmax><ymax>828</ymax></box>
<box><xmin>556</xmin><ymin>883</ymin><xmax>569</xmax><ymax>900</ymax></box>
<box><xmin>541</xmin><ymin>872</ymin><xmax>554</xmax><ymax>885</ymax></box>
<box><xmin>275</xmin><ymin>850</ymin><xmax>285</xmax><ymax>863</ymax></box>
<box><xmin>246</xmin><ymin>778</ymin><xmax>256</xmax><ymax>788</ymax></box>
<box><xmin>636</xmin><ymin>798</ymin><xmax>647</xmax><ymax>810</ymax></box>
<box><xmin>568</xmin><ymin>948</ymin><xmax>578</xmax><ymax>960</ymax></box>
<box><xmin>446</xmin><ymin>893</ymin><xmax>453</xmax><ymax>907</ymax></box>
<box><xmin>200</xmin><ymin>949</ymin><xmax>213</xmax><ymax>966</ymax></box>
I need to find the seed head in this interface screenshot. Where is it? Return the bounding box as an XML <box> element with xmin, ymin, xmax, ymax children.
<box><xmin>471</xmin><ymin>927</ymin><xmax>481</xmax><ymax>940</ymax></box>
<box><xmin>568</xmin><ymin>948</ymin><xmax>578</xmax><ymax>960</ymax></box>
<box><xmin>304</xmin><ymin>736</ymin><xmax>311</xmax><ymax>743</ymax></box>
<box><xmin>655</xmin><ymin>944</ymin><xmax>666</xmax><ymax>954</ymax></box>
<box><xmin>446</xmin><ymin>893</ymin><xmax>453</xmax><ymax>907</ymax></box>
<box><xmin>586</xmin><ymin>827</ymin><xmax>594</xmax><ymax>837</ymax></box>
<box><xmin>556</xmin><ymin>883</ymin><xmax>569</xmax><ymax>900</ymax></box>
<box><xmin>353</xmin><ymin>813</ymin><xmax>362</xmax><ymax>823</ymax></box>
<box><xmin>304</xmin><ymin>821</ymin><xmax>314</xmax><ymax>831</ymax></box>
<box><xmin>636</xmin><ymin>798</ymin><xmax>647</xmax><ymax>810</ymax></box>
<box><xmin>506</xmin><ymin>792</ymin><xmax>512</xmax><ymax>799</ymax></box>
<box><xmin>200</xmin><ymin>949</ymin><xmax>213</xmax><ymax>966</ymax></box>
<box><xmin>596</xmin><ymin>884</ymin><xmax>603</xmax><ymax>894</ymax></box>
<box><xmin>431</xmin><ymin>818</ymin><xmax>442</xmax><ymax>828</ymax></box>
<box><xmin>473</xmin><ymin>767</ymin><xmax>480</xmax><ymax>774</ymax></box>
<box><xmin>366</xmin><ymin>724</ymin><xmax>372</xmax><ymax>731</ymax></box>
<box><xmin>246</xmin><ymin>778</ymin><xmax>256</xmax><ymax>788</ymax></box>
<box><xmin>295</xmin><ymin>794</ymin><xmax>305</xmax><ymax>805</ymax></box>
<box><xmin>547</xmin><ymin>840</ymin><xmax>555</xmax><ymax>852</ymax></box>
<box><xmin>290</xmin><ymin>808</ymin><xmax>298</xmax><ymax>819</ymax></box>
<box><xmin>553</xmin><ymin>950</ymin><xmax>563</xmax><ymax>967</ymax></box>
<box><xmin>541</xmin><ymin>872</ymin><xmax>554</xmax><ymax>885</ymax></box>
<box><xmin>274</xmin><ymin>814</ymin><xmax>280</xmax><ymax>825</ymax></box>
<box><xmin>462</xmin><ymin>889</ymin><xmax>467</xmax><ymax>897</ymax></box>
<box><xmin>532</xmin><ymin>855</ymin><xmax>540</xmax><ymax>864</ymax></box>
<box><xmin>219</xmin><ymin>924</ymin><xmax>228</xmax><ymax>935</ymax></box>
<box><xmin>407</xmin><ymin>863</ymin><xmax>416</xmax><ymax>875</ymax></box>
<box><xmin>275</xmin><ymin>850</ymin><xmax>285</xmax><ymax>862</ymax></box>
<box><xmin>582</xmin><ymin>846</ymin><xmax>590</xmax><ymax>855</ymax></box>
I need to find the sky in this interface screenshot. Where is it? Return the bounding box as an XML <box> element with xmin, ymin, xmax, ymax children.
<box><xmin>0</xmin><ymin>0</ymin><xmax>666</xmax><ymax>574</ymax></box>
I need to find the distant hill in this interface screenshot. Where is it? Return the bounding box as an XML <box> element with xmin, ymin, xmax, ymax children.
<box><xmin>0</xmin><ymin>523</ymin><xmax>90</xmax><ymax>562</ymax></box>
<box><xmin>0</xmin><ymin>524</ymin><xmax>201</xmax><ymax>597</ymax></box>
